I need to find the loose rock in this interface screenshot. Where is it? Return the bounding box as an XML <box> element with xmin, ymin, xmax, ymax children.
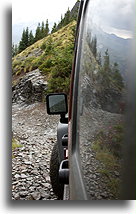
<box><xmin>12</xmin><ymin>102</ymin><xmax>59</xmax><ymax>200</ymax></box>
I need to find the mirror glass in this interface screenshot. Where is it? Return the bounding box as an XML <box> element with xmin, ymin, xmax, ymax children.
<box><xmin>77</xmin><ymin>0</ymin><xmax>134</xmax><ymax>199</ymax></box>
<box><xmin>48</xmin><ymin>94</ymin><xmax>67</xmax><ymax>114</ymax></box>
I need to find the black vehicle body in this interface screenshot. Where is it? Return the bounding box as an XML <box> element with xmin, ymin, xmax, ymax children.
<box><xmin>46</xmin><ymin>0</ymin><xmax>135</xmax><ymax>200</ymax></box>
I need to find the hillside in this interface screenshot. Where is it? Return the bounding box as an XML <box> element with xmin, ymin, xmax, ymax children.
<box><xmin>92</xmin><ymin>27</ymin><xmax>131</xmax><ymax>80</ymax></box>
<box><xmin>12</xmin><ymin>21</ymin><xmax>76</xmax><ymax>97</ymax></box>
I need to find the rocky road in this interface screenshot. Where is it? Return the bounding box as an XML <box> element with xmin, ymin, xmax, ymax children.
<box><xmin>12</xmin><ymin>102</ymin><xmax>59</xmax><ymax>200</ymax></box>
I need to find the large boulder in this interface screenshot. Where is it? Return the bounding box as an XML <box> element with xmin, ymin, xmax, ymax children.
<box><xmin>12</xmin><ymin>69</ymin><xmax>47</xmax><ymax>104</ymax></box>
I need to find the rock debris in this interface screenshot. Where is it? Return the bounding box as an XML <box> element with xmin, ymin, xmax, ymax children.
<box><xmin>12</xmin><ymin>102</ymin><xmax>59</xmax><ymax>200</ymax></box>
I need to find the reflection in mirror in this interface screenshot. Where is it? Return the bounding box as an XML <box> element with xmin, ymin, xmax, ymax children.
<box><xmin>48</xmin><ymin>94</ymin><xmax>67</xmax><ymax>114</ymax></box>
<box><xmin>77</xmin><ymin>0</ymin><xmax>133</xmax><ymax>199</ymax></box>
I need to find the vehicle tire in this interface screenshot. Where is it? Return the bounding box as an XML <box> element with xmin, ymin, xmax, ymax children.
<box><xmin>50</xmin><ymin>142</ymin><xmax>64</xmax><ymax>199</ymax></box>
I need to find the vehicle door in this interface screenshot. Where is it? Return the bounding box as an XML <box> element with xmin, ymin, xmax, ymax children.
<box><xmin>68</xmin><ymin>0</ymin><xmax>135</xmax><ymax>200</ymax></box>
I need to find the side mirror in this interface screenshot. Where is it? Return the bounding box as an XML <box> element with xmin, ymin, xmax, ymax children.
<box><xmin>46</xmin><ymin>93</ymin><xmax>68</xmax><ymax>116</ymax></box>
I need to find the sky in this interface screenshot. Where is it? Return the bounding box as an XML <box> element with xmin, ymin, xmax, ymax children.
<box><xmin>87</xmin><ymin>0</ymin><xmax>134</xmax><ymax>39</ymax></box>
<box><xmin>12</xmin><ymin>0</ymin><xmax>77</xmax><ymax>44</ymax></box>
<box><xmin>12</xmin><ymin>0</ymin><xmax>77</xmax><ymax>25</ymax></box>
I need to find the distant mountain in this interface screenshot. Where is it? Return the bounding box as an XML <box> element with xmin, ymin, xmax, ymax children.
<box><xmin>91</xmin><ymin>27</ymin><xmax>132</xmax><ymax>79</ymax></box>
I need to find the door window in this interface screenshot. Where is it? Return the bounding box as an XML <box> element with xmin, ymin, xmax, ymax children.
<box><xmin>77</xmin><ymin>0</ymin><xmax>134</xmax><ymax>199</ymax></box>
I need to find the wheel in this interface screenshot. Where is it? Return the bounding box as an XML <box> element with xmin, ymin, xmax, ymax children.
<box><xmin>50</xmin><ymin>142</ymin><xmax>64</xmax><ymax>199</ymax></box>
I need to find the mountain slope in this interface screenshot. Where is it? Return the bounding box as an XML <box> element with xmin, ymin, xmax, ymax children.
<box><xmin>12</xmin><ymin>21</ymin><xmax>76</xmax><ymax>94</ymax></box>
<box><xmin>91</xmin><ymin>26</ymin><xmax>132</xmax><ymax>79</ymax></box>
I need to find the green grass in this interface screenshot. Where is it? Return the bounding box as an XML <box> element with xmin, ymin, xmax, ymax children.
<box><xmin>12</xmin><ymin>138</ymin><xmax>22</xmax><ymax>158</ymax></box>
<box><xmin>12</xmin><ymin>138</ymin><xmax>22</xmax><ymax>150</ymax></box>
<box><xmin>107</xmin><ymin>177</ymin><xmax>121</xmax><ymax>198</ymax></box>
<box><xmin>92</xmin><ymin>124</ymin><xmax>124</xmax><ymax>198</ymax></box>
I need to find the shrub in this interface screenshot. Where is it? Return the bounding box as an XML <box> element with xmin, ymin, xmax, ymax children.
<box><xmin>12</xmin><ymin>138</ymin><xmax>22</xmax><ymax>150</ymax></box>
<box><xmin>41</xmin><ymin>42</ymin><xmax>46</xmax><ymax>50</ymax></box>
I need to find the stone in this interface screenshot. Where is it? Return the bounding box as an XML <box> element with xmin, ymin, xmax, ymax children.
<box><xmin>41</xmin><ymin>194</ymin><xmax>50</xmax><ymax>199</ymax></box>
<box><xmin>20</xmin><ymin>186</ymin><xmax>26</xmax><ymax>191</ymax></box>
<box><xmin>29</xmin><ymin>186</ymin><xmax>36</xmax><ymax>192</ymax></box>
<box><xmin>15</xmin><ymin>174</ymin><xmax>20</xmax><ymax>179</ymax></box>
<box><xmin>21</xmin><ymin>169</ymin><xmax>27</xmax><ymax>173</ymax></box>
<box><xmin>42</xmin><ymin>173</ymin><xmax>48</xmax><ymax>179</ymax></box>
<box><xmin>19</xmin><ymin>191</ymin><xmax>28</xmax><ymax>197</ymax></box>
<box><xmin>31</xmin><ymin>170</ymin><xmax>38</xmax><ymax>175</ymax></box>
<box><xmin>12</xmin><ymin>103</ymin><xmax>60</xmax><ymax>200</ymax></box>
<box><xmin>12</xmin><ymin>69</ymin><xmax>48</xmax><ymax>104</ymax></box>
<box><xmin>97</xmin><ymin>196</ymin><xmax>102</xmax><ymax>200</ymax></box>
<box><xmin>42</xmin><ymin>183</ymin><xmax>50</xmax><ymax>188</ymax></box>
<box><xmin>31</xmin><ymin>192</ymin><xmax>41</xmax><ymax>200</ymax></box>
<box><xmin>100</xmin><ymin>192</ymin><xmax>108</xmax><ymax>198</ymax></box>
<box><xmin>90</xmin><ymin>191</ymin><xmax>95</xmax><ymax>196</ymax></box>
<box><xmin>45</xmin><ymin>176</ymin><xmax>50</xmax><ymax>182</ymax></box>
<box><xmin>19</xmin><ymin>165</ymin><xmax>27</xmax><ymax>170</ymax></box>
<box><xmin>26</xmin><ymin>195</ymin><xmax>34</xmax><ymax>200</ymax></box>
<box><xmin>13</xmin><ymin>193</ymin><xmax>20</xmax><ymax>200</ymax></box>
<box><xmin>21</xmin><ymin>174</ymin><xmax>27</xmax><ymax>179</ymax></box>
<box><xmin>114</xmin><ymin>171</ymin><xmax>120</xmax><ymax>176</ymax></box>
<box><xmin>26</xmin><ymin>177</ymin><xmax>33</xmax><ymax>181</ymax></box>
<box><xmin>24</xmin><ymin>161</ymin><xmax>32</xmax><ymax>165</ymax></box>
<box><xmin>12</xmin><ymin>181</ymin><xmax>18</xmax><ymax>185</ymax></box>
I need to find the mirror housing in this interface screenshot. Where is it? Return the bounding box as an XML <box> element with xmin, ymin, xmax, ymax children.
<box><xmin>46</xmin><ymin>93</ymin><xmax>68</xmax><ymax>116</ymax></box>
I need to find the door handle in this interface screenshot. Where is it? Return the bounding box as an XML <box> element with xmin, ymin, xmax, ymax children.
<box><xmin>59</xmin><ymin>159</ymin><xmax>69</xmax><ymax>184</ymax></box>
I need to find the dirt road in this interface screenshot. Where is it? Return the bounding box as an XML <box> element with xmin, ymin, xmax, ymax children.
<box><xmin>12</xmin><ymin>102</ymin><xmax>59</xmax><ymax>200</ymax></box>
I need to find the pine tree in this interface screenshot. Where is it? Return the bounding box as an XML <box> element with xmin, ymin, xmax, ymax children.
<box><xmin>12</xmin><ymin>43</ymin><xmax>15</xmax><ymax>57</ymax></box>
<box><xmin>29</xmin><ymin>30</ymin><xmax>34</xmax><ymax>45</ymax></box>
<box><xmin>99</xmin><ymin>49</ymin><xmax>111</xmax><ymax>88</ymax></box>
<box><xmin>103</xmin><ymin>49</ymin><xmax>110</xmax><ymax>72</ymax></box>
<box><xmin>35</xmin><ymin>23</ymin><xmax>41</xmax><ymax>42</ymax></box>
<box><xmin>18</xmin><ymin>27</ymin><xmax>30</xmax><ymax>52</ymax></box>
<box><xmin>61</xmin><ymin>14</ymin><xmax>63</xmax><ymax>21</ymax></box>
<box><xmin>64</xmin><ymin>8</ymin><xmax>70</xmax><ymax>25</ymax></box>
<box><xmin>18</xmin><ymin>29</ymin><xmax>27</xmax><ymax>52</ymax></box>
<box><xmin>112</xmin><ymin>63</ymin><xmax>124</xmax><ymax>89</ymax></box>
<box><xmin>97</xmin><ymin>52</ymin><xmax>102</xmax><ymax>65</ymax></box>
<box><xmin>12</xmin><ymin>43</ymin><xmax>18</xmax><ymax>57</ymax></box>
<box><xmin>60</xmin><ymin>14</ymin><xmax>64</xmax><ymax>27</ymax></box>
<box><xmin>56</xmin><ymin>14</ymin><xmax>64</xmax><ymax>30</ymax></box>
<box><xmin>24</xmin><ymin>27</ymin><xmax>29</xmax><ymax>47</ymax></box>
<box><xmin>91</xmin><ymin>36</ymin><xmax>97</xmax><ymax>58</ymax></box>
<box><xmin>45</xmin><ymin>19</ymin><xmax>49</xmax><ymax>36</ymax></box>
<box><xmin>14</xmin><ymin>44</ymin><xmax>18</xmax><ymax>55</ymax></box>
<box><xmin>51</xmin><ymin>22</ymin><xmax>57</xmax><ymax>33</ymax></box>
<box><xmin>41</xmin><ymin>21</ymin><xmax>45</xmax><ymax>38</ymax></box>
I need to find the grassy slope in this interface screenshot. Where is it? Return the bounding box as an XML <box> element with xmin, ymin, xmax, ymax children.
<box><xmin>92</xmin><ymin>124</ymin><xmax>124</xmax><ymax>198</ymax></box>
<box><xmin>12</xmin><ymin>21</ymin><xmax>76</xmax><ymax>94</ymax></box>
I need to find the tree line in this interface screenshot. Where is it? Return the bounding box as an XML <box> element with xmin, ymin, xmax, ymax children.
<box><xmin>12</xmin><ymin>5</ymin><xmax>79</xmax><ymax>57</ymax></box>
<box><xmin>12</xmin><ymin>20</ymin><xmax>49</xmax><ymax>56</ymax></box>
<box><xmin>51</xmin><ymin>7</ymin><xmax>76</xmax><ymax>33</ymax></box>
<box><xmin>87</xmin><ymin>33</ymin><xmax>124</xmax><ymax>91</ymax></box>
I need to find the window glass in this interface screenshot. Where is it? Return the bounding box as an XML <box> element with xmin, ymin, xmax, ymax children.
<box><xmin>78</xmin><ymin>0</ymin><xmax>133</xmax><ymax>199</ymax></box>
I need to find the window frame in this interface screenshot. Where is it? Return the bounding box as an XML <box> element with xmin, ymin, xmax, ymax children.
<box><xmin>69</xmin><ymin>0</ymin><xmax>90</xmax><ymax>200</ymax></box>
